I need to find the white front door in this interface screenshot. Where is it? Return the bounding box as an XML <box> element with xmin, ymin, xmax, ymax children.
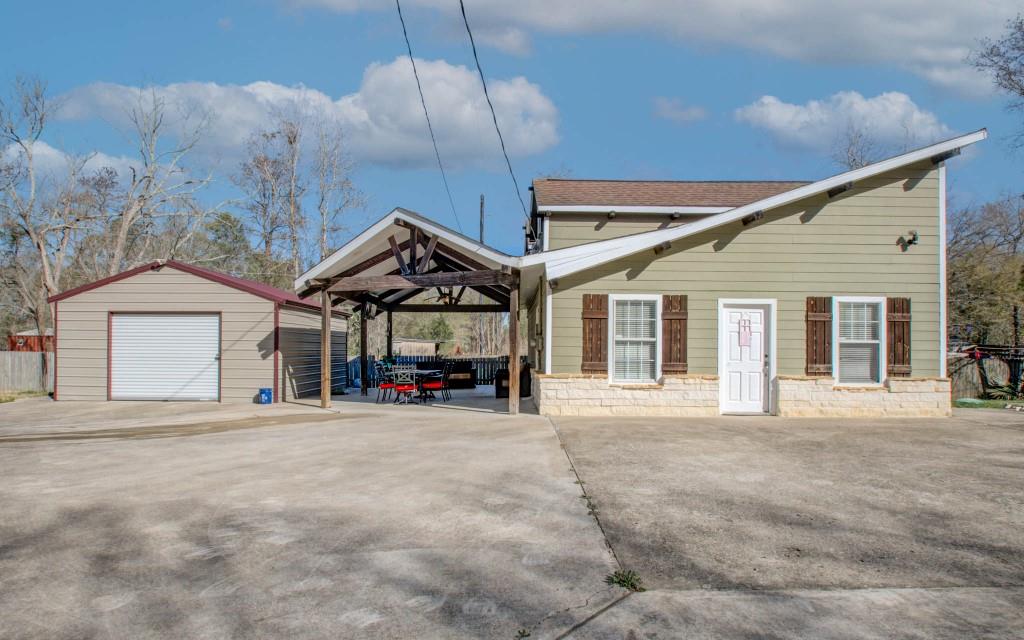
<box><xmin>719</xmin><ymin>303</ymin><xmax>771</xmax><ymax>414</ymax></box>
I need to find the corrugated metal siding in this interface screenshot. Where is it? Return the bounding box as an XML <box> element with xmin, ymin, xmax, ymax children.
<box><xmin>549</xmin><ymin>162</ymin><xmax>942</xmax><ymax>377</ymax></box>
<box><xmin>56</xmin><ymin>268</ymin><xmax>275</xmax><ymax>402</ymax></box>
<box><xmin>110</xmin><ymin>314</ymin><xmax>220</xmax><ymax>400</ymax></box>
<box><xmin>278</xmin><ymin>306</ymin><xmax>348</xmax><ymax>401</ymax></box>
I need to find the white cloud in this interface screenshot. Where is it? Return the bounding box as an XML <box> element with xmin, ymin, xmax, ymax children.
<box><xmin>2</xmin><ymin>140</ymin><xmax>138</xmax><ymax>180</ymax></box>
<box><xmin>653</xmin><ymin>97</ymin><xmax>707</xmax><ymax>124</ymax></box>
<box><xmin>286</xmin><ymin>0</ymin><xmax>1015</xmax><ymax>96</ymax></box>
<box><xmin>474</xmin><ymin>25</ymin><xmax>531</xmax><ymax>56</ymax></box>
<box><xmin>58</xmin><ymin>56</ymin><xmax>558</xmax><ymax>170</ymax></box>
<box><xmin>735</xmin><ymin>91</ymin><xmax>954</xmax><ymax>152</ymax></box>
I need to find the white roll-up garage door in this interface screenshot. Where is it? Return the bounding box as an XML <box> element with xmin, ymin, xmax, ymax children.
<box><xmin>110</xmin><ymin>314</ymin><xmax>220</xmax><ymax>401</ymax></box>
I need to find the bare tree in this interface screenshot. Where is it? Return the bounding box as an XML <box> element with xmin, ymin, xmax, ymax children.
<box><xmin>312</xmin><ymin>119</ymin><xmax>361</xmax><ymax>260</ymax></box>
<box><xmin>235</xmin><ymin>130</ymin><xmax>287</xmax><ymax>260</ymax></box>
<box><xmin>281</xmin><ymin>119</ymin><xmax>305</xmax><ymax>278</ymax></box>
<box><xmin>831</xmin><ymin>121</ymin><xmax>882</xmax><ymax>170</ymax></box>
<box><xmin>0</xmin><ymin>78</ymin><xmax>95</xmax><ymax>338</ymax></box>
<box><xmin>234</xmin><ymin>118</ymin><xmax>306</xmax><ymax>280</ymax></box>
<box><xmin>103</xmin><ymin>91</ymin><xmax>212</xmax><ymax>276</ymax></box>
<box><xmin>948</xmin><ymin>196</ymin><xmax>1024</xmax><ymax>344</ymax></box>
<box><xmin>973</xmin><ymin>14</ymin><xmax>1024</xmax><ymax>147</ymax></box>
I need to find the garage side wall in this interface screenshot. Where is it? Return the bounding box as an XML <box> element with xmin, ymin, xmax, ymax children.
<box><xmin>278</xmin><ymin>306</ymin><xmax>348</xmax><ymax>401</ymax></box>
<box><xmin>56</xmin><ymin>268</ymin><xmax>275</xmax><ymax>402</ymax></box>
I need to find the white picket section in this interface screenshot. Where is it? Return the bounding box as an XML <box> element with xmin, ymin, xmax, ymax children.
<box><xmin>0</xmin><ymin>352</ymin><xmax>54</xmax><ymax>393</ymax></box>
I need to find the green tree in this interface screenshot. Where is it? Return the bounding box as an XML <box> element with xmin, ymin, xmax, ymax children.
<box><xmin>426</xmin><ymin>314</ymin><xmax>454</xmax><ymax>342</ymax></box>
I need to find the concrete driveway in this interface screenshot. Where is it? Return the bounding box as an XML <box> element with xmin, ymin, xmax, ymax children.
<box><xmin>553</xmin><ymin>410</ymin><xmax>1024</xmax><ymax>638</ymax></box>
<box><xmin>0</xmin><ymin>398</ymin><xmax>616</xmax><ymax>639</ymax></box>
<box><xmin>4</xmin><ymin>398</ymin><xmax>1024</xmax><ymax>639</ymax></box>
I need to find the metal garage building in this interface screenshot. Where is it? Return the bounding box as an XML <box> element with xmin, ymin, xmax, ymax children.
<box><xmin>49</xmin><ymin>260</ymin><xmax>347</xmax><ymax>402</ymax></box>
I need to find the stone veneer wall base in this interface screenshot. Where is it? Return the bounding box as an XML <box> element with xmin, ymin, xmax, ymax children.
<box><xmin>533</xmin><ymin>372</ymin><xmax>719</xmax><ymax>417</ymax></box>
<box><xmin>533</xmin><ymin>372</ymin><xmax>951</xmax><ymax>418</ymax></box>
<box><xmin>776</xmin><ymin>376</ymin><xmax>952</xmax><ymax>417</ymax></box>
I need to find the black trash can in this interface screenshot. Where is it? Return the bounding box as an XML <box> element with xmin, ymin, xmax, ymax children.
<box><xmin>495</xmin><ymin>363</ymin><xmax>532</xmax><ymax>399</ymax></box>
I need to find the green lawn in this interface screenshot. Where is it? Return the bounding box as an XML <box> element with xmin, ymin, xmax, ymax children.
<box><xmin>954</xmin><ymin>398</ymin><xmax>1024</xmax><ymax>409</ymax></box>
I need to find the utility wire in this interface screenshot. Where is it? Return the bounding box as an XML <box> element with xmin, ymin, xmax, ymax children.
<box><xmin>458</xmin><ymin>0</ymin><xmax>532</xmax><ymax>232</ymax></box>
<box><xmin>395</xmin><ymin>0</ymin><xmax>464</xmax><ymax>233</ymax></box>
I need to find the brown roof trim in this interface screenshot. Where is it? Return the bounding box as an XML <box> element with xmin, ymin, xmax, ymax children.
<box><xmin>47</xmin><ymin>260</ymin><xmax>348</xmax><ymax>318</ymax></box>
<box><xmin>47</xmin><ymin>261</ymin><xmax>165</xmax><ymax>303</ymax></box>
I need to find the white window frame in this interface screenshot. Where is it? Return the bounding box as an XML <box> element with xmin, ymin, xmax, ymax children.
<box><xmin>832</xmin><ymin>296</ymin><xmax>887</xmax><ymax>387</ymax></box>
<box><xmin>608</xmin><ymin>294</ymin><xmax>662</xmax><ymax>384</ymax></box>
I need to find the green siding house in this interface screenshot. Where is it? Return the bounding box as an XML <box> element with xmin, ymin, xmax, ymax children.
<box><xmin>297</xmin><ymin>130</ymin><xmax>985</xmax><ymax>417</ymax></box>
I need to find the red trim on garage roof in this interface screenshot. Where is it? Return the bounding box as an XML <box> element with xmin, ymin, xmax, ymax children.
<box><xmin>47</xmin><ymin>260</ymin><xmax>349</xmax><ymax>318</ymax></box>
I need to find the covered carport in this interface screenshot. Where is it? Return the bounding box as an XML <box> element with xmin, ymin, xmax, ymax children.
<box><xmin>295</xmin><ymin>208</ymin><xmax>525</xmax><ymax>414</ymax></box>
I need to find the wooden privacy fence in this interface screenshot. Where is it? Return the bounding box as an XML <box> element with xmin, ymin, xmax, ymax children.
<box><xmin>347</xmin><ymin>355</ymin><xmax>519</xmax><ymax>388</ymax></box>
<box><xmin>947</xmin><ymin>354</ymin><xmax>1010</xmax><ymax>399</ymax></box>
<box><xmin>0</xmin><ymin>352</ymin><xmax>54</xmax><ymax>394</ymax></box>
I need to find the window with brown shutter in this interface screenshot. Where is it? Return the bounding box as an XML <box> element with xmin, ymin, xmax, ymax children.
<box><xmin>887</xmin><ymin>297</ymin><xmax>911</xmax><ymax>377</ymax></box>
<box><xmin>662</xmin><ymin>294</ymin><xmax>688</xmax><ymax>374</ymax></box>
<box><xmin>581</xmin><ymin>293</ymin><xmax>608</xmax><ymax>374</ymax></box>
<box><xmin>806</xmin><ymin>296</ymin><xmax>833</xmax><ymax>376</ymax></box>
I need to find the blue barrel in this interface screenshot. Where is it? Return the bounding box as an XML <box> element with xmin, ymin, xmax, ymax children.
<box><xmin>258</xmin><ymin>388</ymin><xmax>273</xmax><ymax>404</ymax></box>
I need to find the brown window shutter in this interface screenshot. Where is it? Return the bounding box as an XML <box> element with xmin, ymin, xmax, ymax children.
<box><xmin>805</xmin><ymin>296</ymin><xmax>833</xmax><ymax>376</ymax></box>
<box><xmin>662</xmin><ymin>295</ymin><xmax>688</xmax><ymax>374</ymax></box>
<box><xmin>581</xmin><ymin>294</ymin><xmax>608</xmax><ymax>374</ymax></box>
<box><xmin>887</xmin><ymin>297</ymin><xmax>912</xmax><ymax>377</ymax></box>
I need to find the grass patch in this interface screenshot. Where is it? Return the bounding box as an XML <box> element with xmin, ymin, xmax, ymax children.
<box><xmin>605</xmin><ymin>569</ymin><xmax>645</xmax><ymax>592</ymax></box>
<box><xmin>954</xmin><ymin>398</ymin><xmax>1024</xmax><ymax>409</ymax></box>
<box><xmin>0</xmin><ymin>390</ymin><xmax>48</xmax><ymax>404</ymax></box>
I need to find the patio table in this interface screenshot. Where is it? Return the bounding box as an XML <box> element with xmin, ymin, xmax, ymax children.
<box><xmin>391</xmin><ymin>369</ymin><xmax>441</xmax><ymax>403</ymax></box>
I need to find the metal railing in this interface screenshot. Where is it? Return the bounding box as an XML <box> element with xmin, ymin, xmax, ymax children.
<box><xmin>347</xmin><ymin>355</ymin><xmax>524</xmax><ymax>387</ymax></box>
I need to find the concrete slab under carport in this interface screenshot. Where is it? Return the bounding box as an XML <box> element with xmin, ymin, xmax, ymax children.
<box><xmin>0</xmin><ymin>398</ymin><xmax>615</xmax><ymax>639</ymax></box>
<box><xmin>552</xmin><ymin>410</ymin><xmax>1024</xmax><ymax>638</ymax></box>
<box><xmin>291</xmin><ymin>384</ymin><xmax>525</xmax><ymax>416</ymax></box>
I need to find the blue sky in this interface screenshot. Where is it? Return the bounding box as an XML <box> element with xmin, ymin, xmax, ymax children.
<box><xmin>2</xmin><ymin>0</ymin><xmax>1020</xmax><ymax>255</ymax></box>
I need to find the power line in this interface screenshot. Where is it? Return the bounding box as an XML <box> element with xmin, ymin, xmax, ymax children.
<box><xmin>394</xmin><ymin>0</ymin><xmax>464</xmax><ymax>233</ymax></box>
<box><xmin>458</xmin><ymin>0</ymin><xmax>532</xmax><ymax>231</ymax></box>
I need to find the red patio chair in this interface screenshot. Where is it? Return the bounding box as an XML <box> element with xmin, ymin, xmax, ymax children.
<box><xmin>392</xmin><ymin>369</ymin><xmax>418</xmax><ymax>404</ymax></box>
<box><xmin>420</xmin><ymin>360</ymin><xmax>452</xmax><ymax>402</ymax></box>
<box><xmin>375</xmin><ymin>361</ymin><xmax>395</xmax><ymax>403</ymax></box>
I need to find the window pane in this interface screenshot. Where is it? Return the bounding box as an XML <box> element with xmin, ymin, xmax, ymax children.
<box><xmin>613</xmin><ymin>299</ymin><xmax>658</xmax><ymax>381</ymax></box>
<box><xmin>615</xmin><ymin>300</ymin><xmax>656</xmax><ymax>340</ymax></box>
<box><xmin>839</xmin><ymin>302</ymin><xmax>879</xmax><ymax>341</ymax></box>
<box><xmin>614</xmin><ymin>340</ymin><xmax>656</xmax><ymax>381</ymax></box>
<box><xmin>839</xmin><ymin>342</ymin><xmax>879</xmax><ymax>384</ymax></box>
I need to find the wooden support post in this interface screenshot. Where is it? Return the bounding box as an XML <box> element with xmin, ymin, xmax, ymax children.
<box><xmin>360</xmin><ymin>301</ymin><xmax>369</xmax><ymax>396</ymax></box>
<box><xmin>386</xmin><ymin>310</ymin><xmax>393</xmax><ymax>358</ymax></box>
<box><xmin>508</xmin><ymin>276</ymin><xmax>520</xmax><ymax>416</ymax></box>
<box><xmin>409</xmin><ymin>228</ymin><xmax>418</xmax><ymax>273</ymax></box>
<box><xmin>320</xmin><ymin>289</ymin><xmax>331</xmax><ymax>409</ymax></box>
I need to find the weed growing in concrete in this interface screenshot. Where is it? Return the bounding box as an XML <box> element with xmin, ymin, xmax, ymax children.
<box><xmin>605</xmin><ymin>569</ymin><xmax>645</xmax><ymax>592</ymax></box>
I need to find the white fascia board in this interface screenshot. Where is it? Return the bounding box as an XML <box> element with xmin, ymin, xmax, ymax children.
<box><xmin>295</xmin><ymin>207</ymin><xmax>519</xmax><ymax>290</ymax></box>
<box><xmin>538</xmin><ymin>129</ymin><xmax>987</xmax><ymax>280</ymax></box>
<box><xmin>295</xmin><ymin>210</ymin><xmax>402</xmax><ymax>289</ymax></box>
<box><xmin>392</xmin><ymin>208</ymin><xmax>519</xmax><ymax>267</ymax></box>
<box><xmin>538</xmin><ymin>205</ymin><xmax>730</xmax><ymax>215</ymax></box>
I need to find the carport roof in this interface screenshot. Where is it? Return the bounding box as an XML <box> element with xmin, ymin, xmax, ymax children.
<box><xmin>49</xmin><ymin>260</ymin><xmax>348</xmax><ymax>316</ymax></box>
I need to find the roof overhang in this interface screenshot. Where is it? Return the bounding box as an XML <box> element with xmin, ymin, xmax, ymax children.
<box><xmin>295</xmin><ymin>207</ymin><xmax>518</xmax><ymax>293</ymax></box>
<box><xmin>524</xmin><ymin>129</ymin><xmax>987</xmax><ymax>280</ymax></box>
<box><xmin>537</xmin><ymin>205</ymin><xmax>731</xmax><ymax>215</ymax></box>
<box><xmin>295</xmin><ymin>207</ymin><xmax>523</xmax><ymax>311</ymax></box>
